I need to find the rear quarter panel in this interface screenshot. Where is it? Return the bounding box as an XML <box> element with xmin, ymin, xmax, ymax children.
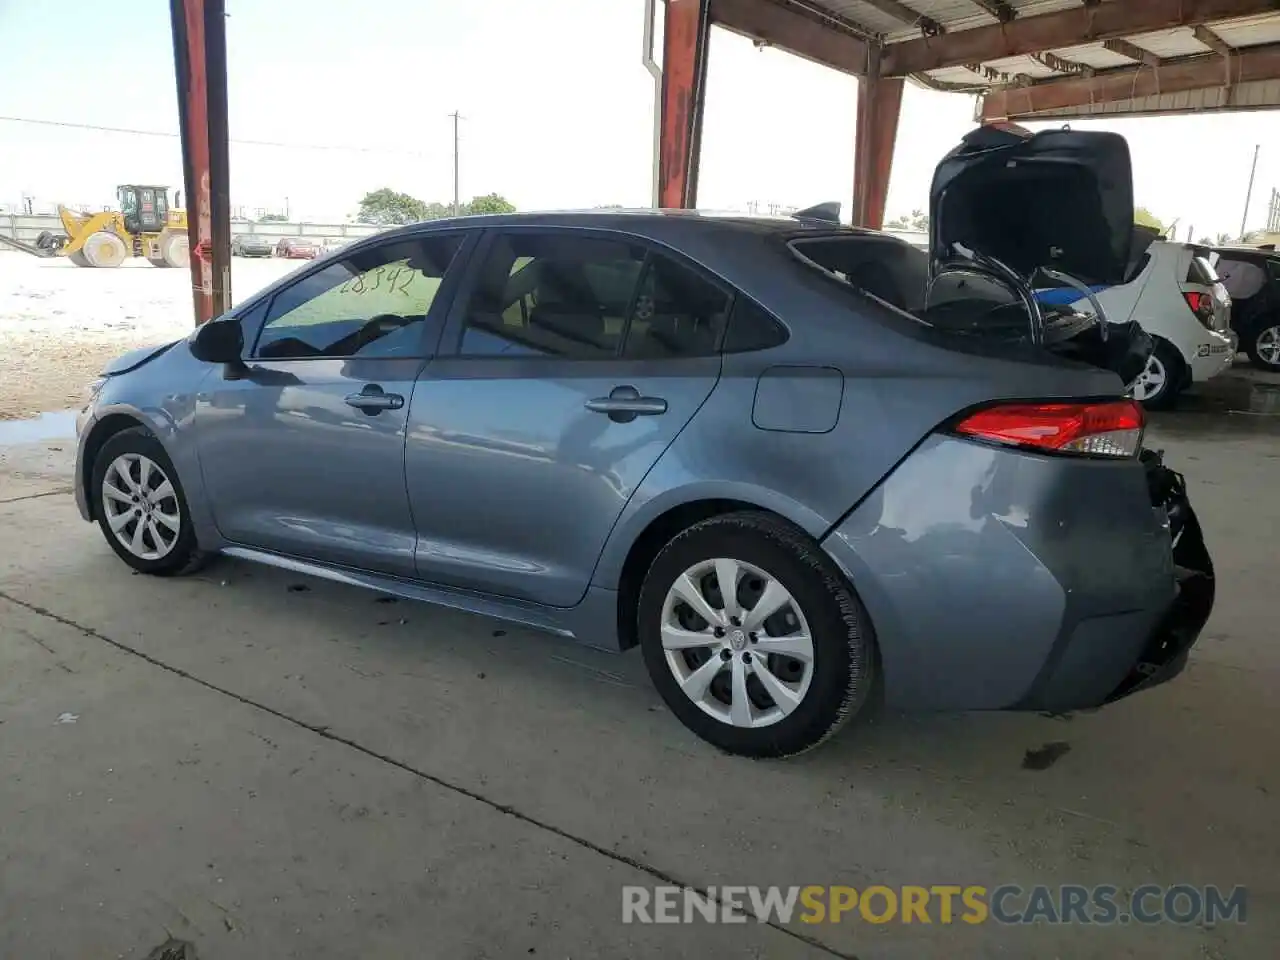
<box><xmin>590</xmin><ymin>230</ymin><xmax>1126</xmax><ymax>588</ymax></box>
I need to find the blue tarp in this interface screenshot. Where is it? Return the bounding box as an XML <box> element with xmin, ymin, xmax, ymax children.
<box><xmin>1033</xmin><ymin>284</ymin><xmax>1112</xmax><ymax>306</ymax></box>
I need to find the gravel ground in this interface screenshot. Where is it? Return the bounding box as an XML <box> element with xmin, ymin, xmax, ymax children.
<box><xmin>0</xmin><ymin>253</ymin><xmax>302</xmax><ymax>419</ymax></box>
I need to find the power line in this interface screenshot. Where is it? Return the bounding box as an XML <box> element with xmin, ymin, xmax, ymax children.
<box><xmin>0</xmin><ymin>114</ymin><xmax>440</xmax><ymax>157</ymax></box>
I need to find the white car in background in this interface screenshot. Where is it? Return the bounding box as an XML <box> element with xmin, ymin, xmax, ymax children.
<box><xmin>1038</xmin><ymin>240</ymin><xmax>1234</xmax><ymax>409</ymax></box>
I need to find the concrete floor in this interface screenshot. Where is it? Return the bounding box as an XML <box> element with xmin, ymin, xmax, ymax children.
<box><xmin>1</xmin><ymin>410</ymin><xmax>1277</xmax><ymax>959</ymax></box>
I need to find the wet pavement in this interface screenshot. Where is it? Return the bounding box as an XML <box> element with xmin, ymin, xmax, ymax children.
<box><xmin>0</xmin><ymin>408</ymin><xmax>76</xmax><ymax>445</ymax></box>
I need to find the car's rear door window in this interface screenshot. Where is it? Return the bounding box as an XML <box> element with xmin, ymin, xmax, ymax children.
<box><xmin>722</xmin><ymin>297</ymin><xmax>788</xmax><ymax>353</ymax></box>
<box><xmin>458</xmin><ymin>233</ymin><xmax>645</xmax><ymax>358</ymax></box>
<box><xmin>620</xmin><ymin>254</ymin><xmax>731</xmax><ymax>359</ymax></box>
<box><xmin>455</xmin><ymin>232</ymin><xmax>734</xmax><ymax>360</ymax></box>
<box><xmin>253</xmin><ymin>235</ymin><xmax>462</xmax><ymax>359</ymax></box>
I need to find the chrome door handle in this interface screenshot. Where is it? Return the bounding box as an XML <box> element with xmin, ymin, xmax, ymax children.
<box><xmin>345</xmin><ymin>385</ymin><xmax>404</xmax><ymax>414</ymax></box>
<box><xmin>585</xmin><ymin>385</ymin><xmax>667</xmax><ymax>423</ymax></box>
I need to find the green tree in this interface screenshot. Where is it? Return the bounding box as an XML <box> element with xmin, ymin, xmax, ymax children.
<box><xmin>1134</xmin><ymin>207</ymin><xmax>1164</xmax><ymax>232</ymax></box>
<box><xmin>257</xmin><ymin>213</ymin><xmax>288</xmax><ymax>223</ymax></box>
<box><xmin>885</xmin><ymin>208</ymin><xmax>928</xmax><ymax>231</ymax></box>
<box><xmin>357</xmin><ymin>188</ymin><xmax>429</xmax><ymax>225</ymax></box>
<box><xmin>464</xmin><ymin>193</ymin><xmax>516</xmax><ymax>215</ymax></box>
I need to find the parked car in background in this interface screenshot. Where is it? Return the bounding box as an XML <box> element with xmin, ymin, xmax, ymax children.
<box><xmin>275</xmin><ymin>237</ymin><xmax>319</xmax><ymax>260</ymax></box>
<box><xmin>1036</xmin><ymin>240</ymin><xmax>1234</xmax><ymax>409</ymax></box>
<box><xmin>320</xmin><ymin>237</ymin><xmax>352</xmax><ymax>257</ymax></box>
<box><xmin>72</xmin><ymin>126</ymin><xmax>1213</xmax><ymax>758</ymax></box>
<box><xmin>231</xmin><ymin>234</ymin><xmax>274</xmax><ymax>258</ymax></box>
<box><xmin>1210</xmin><ymin>245</ymin><xmax>1280</xmax><ymax>371</ymax></box>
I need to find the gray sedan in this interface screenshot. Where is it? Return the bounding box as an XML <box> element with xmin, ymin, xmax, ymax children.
<box><xmin>230</xmin><ymin>233</ymin><xmax>274</xmax><ymax>258</ymax></box>
<box><xmin>73</xmin><ymin>127</ymin><xmax>1213</xmax><ymax>757</ymax></box>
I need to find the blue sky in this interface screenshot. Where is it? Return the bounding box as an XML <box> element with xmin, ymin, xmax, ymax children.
<box><xmin>0</xmin><ymin>0</ymin><xmax>1276</xmax><ymax>236</ymax></box>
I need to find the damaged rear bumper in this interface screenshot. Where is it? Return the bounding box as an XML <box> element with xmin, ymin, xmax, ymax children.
<box><xmin>1101</xmin><ymin>453</ymin><xmax>1215</xmax><ymax>703</ymax></box>
<box><xmin>821</xmin><ymin>436</ymin><xmax>1214</xmax><ymax>713</ymax></box>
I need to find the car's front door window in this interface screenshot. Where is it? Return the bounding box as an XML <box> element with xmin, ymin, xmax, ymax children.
<box><xmin>254</xmin><ymin>235</ymin><xmax>462</xmax><ymax>360</ymax></box>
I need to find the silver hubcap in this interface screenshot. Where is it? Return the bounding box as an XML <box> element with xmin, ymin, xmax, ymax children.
<box><xmin>101</xmin><ymin>454</ymin><xmax>181</xmax><ymax>561</ymax></box>
<box><xmin>1132</xmin><ymin>354</ymin><xmax>1167</xmax><ymax>401</ymax></box>
<box><xmin>661</xmin><ymin>558</ymin><xmax>815</xmax><ymax>729</ymax></box>
<box><xmin>1257</xmin><ymin>326</ymin><xmax>1280</xmax><ymax>366</ymax></box>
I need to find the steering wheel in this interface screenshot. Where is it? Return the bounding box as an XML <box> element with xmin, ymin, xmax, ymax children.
<box><xmin>351</xmin><ymin>313</ymin><xmax>411</xmax><ymax>350</ymax></box>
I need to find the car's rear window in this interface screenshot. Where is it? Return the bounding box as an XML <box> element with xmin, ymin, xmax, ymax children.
<box><xmin>788</xmin><ymin>235</ymin><xmax>930</xmax><ymax>316</ymax></box>
<box><xmin>1187</xmin><ymin>252</ymin><xmax>1219</xmax><ymax>285</ymax></box>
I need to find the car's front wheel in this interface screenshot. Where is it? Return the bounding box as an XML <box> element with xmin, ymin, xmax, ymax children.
<box><xmin>91</xmin><ymin>427</ymin><xmax>207</xmax><ymax>576</ymax></box>
<box><xmin>638</xmin><ymin>512</ymin><xmax>876</xmax><ymax>758</ymax></box>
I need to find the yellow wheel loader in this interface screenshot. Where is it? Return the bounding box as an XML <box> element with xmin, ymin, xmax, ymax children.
<box><xmin>1</xmin><ymin>185</ymin><xmax>189</xmax><ymax>268</ymax></box>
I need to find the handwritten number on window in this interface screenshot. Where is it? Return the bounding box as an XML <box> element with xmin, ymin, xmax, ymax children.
<box><xmin>338</xmin><ymin>262</ymin><xmax>419</xmax><ymax>296</ymax></box>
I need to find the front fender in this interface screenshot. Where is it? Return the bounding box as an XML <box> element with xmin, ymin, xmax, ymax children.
<box><xmin>81</xmin><ymin>353</ymin><xmax>221</xmax><ymax>547</ymax></box>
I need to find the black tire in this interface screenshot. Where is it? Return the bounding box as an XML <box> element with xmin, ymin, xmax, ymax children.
<box><xmin>1245</xmin><ymin>322</ymin><xmax>1280</xmax><ymax>372</ymax></box>
<box><xmin>1138</xmin><ymin>338</ymin><xmax>1185</xmax><ymax>411</ymax></box>
<box><xmin>91</xmin><ymin>427</ymin><xmax>208</xmax><ymax>576</ymax></box>
<box><xmin>637</xmin><ymin>511</ymin><xmax>876</xmax><ymax>758</ymax></box>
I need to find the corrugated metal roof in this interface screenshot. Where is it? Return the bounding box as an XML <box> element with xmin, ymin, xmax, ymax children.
<box><xmin>1047</xmin><ymin>42</ymin><xmax>1149</xmax><ymax>70</ymax></box>
<box><xmin>1011</xmin><ymin>76</ymin><xmax>1280</xmax><ymax>118</ymax></box>
<box><xmin>880</xmin><ymin>0</ymin><xmax>1080</xmax><ymax>43</ymax></box>
<box><xmin>1124</xmin><ymin>28</ymin><xmax>1218</xmax><ymax>59</ymax></box>
<box><xmin>748</xmin><ymin>0</ymin><xmax>1280</xmax><ymax>116</ymax></box>
<box><xmin>1213</xmin><ymin>13</ymin><xmax>1280</xmax><ymax>47</ymax></box>
<box><xmin>817</xmin><ymin>0</ymin><xmax>922</xmax><ymax>37</ymax></box>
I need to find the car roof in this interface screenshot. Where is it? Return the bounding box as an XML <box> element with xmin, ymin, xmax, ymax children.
<box><xmin>369</xmin><ymin>209</ymin><xmax>883</xmax><ymax>245</ymax></box>
<box><xmin>1211</xmin><ymin>245</ymin><xmax>1279</xmax><ymax>261</ymax></box>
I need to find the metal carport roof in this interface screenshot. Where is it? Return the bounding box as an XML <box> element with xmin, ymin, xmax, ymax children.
<box><xmin>710</xmin><ymin>0</ymin><xmax>1280</xmax><ymax>120</ymax></box>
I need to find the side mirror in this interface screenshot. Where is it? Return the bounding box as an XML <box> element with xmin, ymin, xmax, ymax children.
<box><xmin>190</xmin><ymin>318</ymin><xmax>244</xmax><ymax>364</ymax></box>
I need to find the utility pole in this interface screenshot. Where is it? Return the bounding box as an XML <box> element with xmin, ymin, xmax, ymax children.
<box><xmin>450</xmin><ymin>111</ymin><xmax>463</xmax><ymax>216</ymax></box>
<box><xmin>641</xmin><ymin>0</ymin><xmax>661</xmax><ymax>207</ymax></box>
<box><xmin>1240</xmin><ymin>143</ymin><xmax>1260</xmax><ymax>239</ymax></box>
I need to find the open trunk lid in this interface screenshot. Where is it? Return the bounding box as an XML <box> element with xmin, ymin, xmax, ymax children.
<box><xmin>923</xmin><ymin>123</ymin><xmax>1153</xmax><ymax>385</ymax></box>
<box><xmin>929</xmin><ymin>123</ymin><xmax>1137</xmax><ymax>286</ymax></box>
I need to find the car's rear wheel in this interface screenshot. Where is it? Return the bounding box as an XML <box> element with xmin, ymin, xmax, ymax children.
<box><xmin>1132</xmin><ymin>338</ymin><xmax>1183</xmax><ymax>410</ymax></box>
<box><xmin>91</xmin><ymin>428</ymin><xmax>207</xmax><ymax>576</ymax></box>
<box><xmin>638</xmin><ymin>512</ymin><xmax>875</xmax><ymax>758</ymax></box>
<box><xmin>1246</xmin><ymin>322</ymin><xmax>1280</xmax><ymax>372</ymax></box>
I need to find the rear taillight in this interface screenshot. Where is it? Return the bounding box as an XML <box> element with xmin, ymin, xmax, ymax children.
<box><xmin>1183</xmin><ymin>291</ymin><xmax>1215</xmax><ymax>329</ymax></box>
<box><xmin>952</xmin><ymin>400</ymin><xmax>1145</xmax><ymax>458</ymax></box>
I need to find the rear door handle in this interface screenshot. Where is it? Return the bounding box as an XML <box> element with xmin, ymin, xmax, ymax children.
<box><xmin>345</xmin><ymin>384</ymin><xmax>404</xmax><ymax>414</ymax></box>
<box><xmin>585</xmin><ymin>385</ymin><xmax>667</xmax><ymax>423</ymax></box>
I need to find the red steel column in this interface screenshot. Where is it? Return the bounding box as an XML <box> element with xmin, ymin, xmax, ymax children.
<box><xmin>658</xmin><ymin>0</ymin><xmax>711</xmax><ymax>209</ymax></box>
<box><xmin>170</xmin><ymin>0</ymin><xmax>231</xmax><ymax>325</ymax></box>
<box><xmin>853</xmin><ymin>49</ymin><xmax>903</xmax><ymax>229</ymax></box>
